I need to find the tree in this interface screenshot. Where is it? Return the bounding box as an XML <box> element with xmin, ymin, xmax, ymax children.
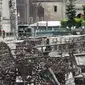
<box><xmin>15</xmin><ymin>39</ymin><xmax>43</xmax><ymax>85</ymax></box>
<box><xmin>15</xmin><ymin>38</ymin><xmax>85</xmax><ymax>85</ymax></box>
<box><xmin>0</xmin><ymin>42</ymin><xmax>15</xmax><ymax>85</ymax></box>
<box><xmin>15</xmin><ymin>39</ymin><xmax>73</xmax><ymax>85</ymax></box>
<box><xmin>66</xmin><ymin>0</ymin><xmax>76</xmax><ymax>29</ymax></box>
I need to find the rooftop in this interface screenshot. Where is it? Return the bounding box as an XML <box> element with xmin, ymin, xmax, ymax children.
<box><xmin>30</xmin><ymin>21</ymin><xmax>61</xmax><ymax>27</ymax></box>
<box><xmin>32</xmin><ymin>0</ymin><xmax>63</xmax><ymax>2</ymax></box>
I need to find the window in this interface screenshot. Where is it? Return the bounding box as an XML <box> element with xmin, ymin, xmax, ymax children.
<box><xmin>54</xmin><ymin>6</ymin><xmax>57</xmax><ymax>12</ymax></box>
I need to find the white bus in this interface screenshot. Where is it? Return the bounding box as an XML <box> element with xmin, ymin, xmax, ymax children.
<box><xmin>29</xmin><ymin>21</ymin><xmax>65</xmax><ymax>37</ymax></box>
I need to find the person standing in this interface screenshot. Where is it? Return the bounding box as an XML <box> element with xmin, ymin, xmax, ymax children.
<box><xmin>2</xmin><ymin>30</ymin><xmax>5</xmax><ymax>39</ymax></box>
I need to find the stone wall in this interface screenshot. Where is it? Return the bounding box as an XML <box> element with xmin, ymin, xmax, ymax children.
<box><xmin>17</xmin><ymin>0</ymin><xmax>29</xmax><ymax>24</ymax></box>
<box><xmin>16</xmin><ymin>0</ymin><xmax>85</xmax><ymax>24</ymax></box>
<box><xmin>41</xmin><ymin>2</ymin><xmax>64</xmax><ymax>21</ymax></box>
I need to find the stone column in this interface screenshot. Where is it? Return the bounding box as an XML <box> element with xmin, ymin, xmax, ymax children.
<box><xmin>2</xmin><ymin>0</ymin><xmax>11</xmax><ymax>33</ymax></box>
<box><xmin>26</xmin><ymin>0</ymin><xmax>30</xmax><ymax>24</ymax></box>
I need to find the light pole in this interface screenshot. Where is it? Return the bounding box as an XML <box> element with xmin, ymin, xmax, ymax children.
<box><xmin>17</xmin><ymin>12</ymin><xmax>20</xmax><ymax>24</ymax></box>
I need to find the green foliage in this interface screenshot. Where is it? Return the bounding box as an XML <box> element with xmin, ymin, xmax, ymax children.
<box><xmin>61</xmin><ymin>2</ymin><xmax>85</xmax><ymax>29</ymax></box>
<box><xmin>66</xmin><ymin>0</ymin><xmax>76</xmax><ymax>20</ymax></box>
<box><xmin>66</xmin><ymin>0</ymin><xmax>76</xmax><ymax>28</ymax></box>
<box><xmin>74</xmin><ymin>18</ymin><xmax>82</xmax><ymax>28</ymax></box>
<box><xmin>61</xmin><ymin>18</ymin><xmax>82</xmax><ymax>29</ymax></box>
<box><xmin>61</xmin><ymin>20</ymin><xmax>68</xmax><ymax>28</ymax></box>
<box><xmin>39</xmin><ymin>70</ymin><xmax>51</xmax><ymax>80</ymax></box>
<box><xmin>81</xmin><ymin>20</ymin><xmax>85</xmax><ymax>26</ymax></box>
<box><xmin>67</xmin><ymin>19</ymin><xmax>76</xmax><ymax>28</ymax></box>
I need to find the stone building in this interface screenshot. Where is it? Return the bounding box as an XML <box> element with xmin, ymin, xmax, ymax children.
<box><xmin>16</xmin><ymin>0</ymin><xmax>29</xmax><ymax>24</ymax></box>
<box><xmin>17</xmin><ymin>0</ymin><xmax>85</xmax><ymax>24</ymax></box>
<box><xmin>0</xmin><ymin>0</ymin><xmax>17</xmax><ymax>35</ymax></box>
<box><xmin>16</xmin><ymin>0</ymin><xmax>64</xmax><ymax>24</ymax></box>
<box><xmin>16</xmin><ymin>0</ymin><xmax>44</xmax><ymax>24</ymax></box>
<box><xmin>36</xmin><ymin>1</ymin><xmax>65</xmax><ymax>21</ymax></box>
<box><xmin>33</xmin><ymin>0</ymin><xmax>85</xmax><ymax>21</ymax></box>
<box><xmin>30</xmin><ymin>0</ymin><xmax>65</xmax><ymax>22</ymax></box>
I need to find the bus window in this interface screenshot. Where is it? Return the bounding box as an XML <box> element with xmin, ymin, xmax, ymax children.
<box><xmin>53</xmin><ymin>26</ymin><xmax>60</xmax><ymax>30</ymax></box>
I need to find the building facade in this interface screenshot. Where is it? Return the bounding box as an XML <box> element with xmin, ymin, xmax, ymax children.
<box><xmin>0</xmin><ymin>0</ymin><xmax>84</xmax><ymax>36</ymax></box>
<box><xmin>0</xmin><ymin>0</ymin><xmax>18</xmax><ymax>36</ymax></box>
<box><xmin>16</xmin><ymin>0</ymin><xmax>29</xmax><ymax>24</ymax></box>
<box><xmin>17</xmin><ymin>0</ymin><xmax>85</xmax><ymax>24</ymax></box>
<box><xmin>1</xmin><ymin>0</ymin><xmax>11</xmax><ymax>33</ymax></box>
<box><xmin>33</xmin><ymin>0</ymin><xmax>85</xmax><ymax>21</ymax></box>
<box><xmin>16</xmin><ymin>0</ymin><xmax>64</xmax><ymax>24</ymax></box>
<box><xmin>39</xmin><ymin>2</ymin><xmax>65</xmax><ymax>21</ymax></box>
